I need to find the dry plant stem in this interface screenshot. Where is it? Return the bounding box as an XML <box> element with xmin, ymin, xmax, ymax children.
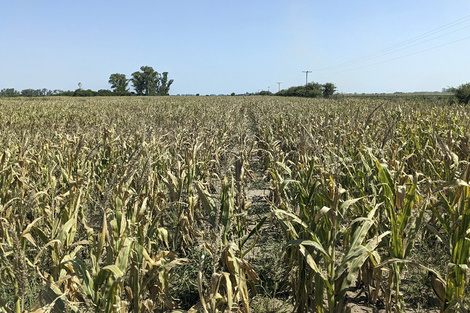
<box><xmin>1</xmin><ymin>96</ymin><xmax>469</xmax><ymax>312</ymax></box>
<box><xmin>4</xmin><ymin>222</ymin><xmax>27</xmax><ymax>313</ymax></box>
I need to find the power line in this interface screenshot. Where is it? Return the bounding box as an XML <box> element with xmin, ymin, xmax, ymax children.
<box><xmin>340</xmin><ymin>24</ymin><xmax>470</xmax><ymax>68</ymax></box>
<box><xmin>327</xmin><ymin>35</ymin><xmax>470</xmax><ymax>74</ymax></box>
<box><xmin>313</xmin><ymin>14</ymin><xmax>470</xmax><ymax>72</ymax></box>
<box><xmin>348</xmin><ymin>15</ymin><xmax>470</xmax><ymax>66</ymax></box>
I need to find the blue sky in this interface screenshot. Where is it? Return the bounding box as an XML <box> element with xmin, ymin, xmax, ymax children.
<box><xmin>1</xmin><ymin>1</ymin><xmax>469</xmax><ymax>95</ymax></box>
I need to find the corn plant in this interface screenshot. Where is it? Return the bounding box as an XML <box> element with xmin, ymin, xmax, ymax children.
<box><xmin>271</xmin><ymin>157</ymin><xmax>389</xmax><ymax>313</ymax></box>
<box><xmin>429</xmin><ymin>164</ymin><xmax>470</xmax><ymax>312</ymax></box>
<box><xmin>375</xmin><ymin>161</ymin><xmax>424</xmax><ymax>312</ymax></box>
<box><xmin>194</xmin><ymin>175</ymin><xmax>265</xmax><ymax>313</ymax></box>
<box><xmin>0</xmin><ymin>220</ymin><xmax>29</xmax><ymax>313</ymax></box>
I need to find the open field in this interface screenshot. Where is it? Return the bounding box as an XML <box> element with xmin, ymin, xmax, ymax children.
<box><xmin>0</xmin><ymin>96</ymin><xmax>469</xmax><ymax>313</ymax></box>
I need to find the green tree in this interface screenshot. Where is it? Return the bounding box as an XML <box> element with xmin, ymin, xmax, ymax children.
<box><xmin>73</xmin><ymin>89</ymin><xmax>96</xmax><ymax>97</ymax></box>
<box><xmin>276</xmin><ymin>83</ymin><xmax>321</xmax><ymax>98</ymax></box>
<box><xmin>131</xmin><ymin>66</ymin><xmax>174</xmax><ymax>96</ymax></box>
<box><xmin>0</xmin><ymin>88</ymin><xmax>20</xmax><ymax>97</ymax></box>
<box><xmin>97</xmin><ymin>89</ymin><xmax>114</xmax><ymax>96</ymax></box>
<box><xmin>451</xmin><ymin>83</ymin><xmax>470</xmax><ymax>104</ymax></box>
<box><xmin>108</xmin><ymin>73</ymin><xmax>129</xmax><ymax>95</ymax></box>
<box><xmin>276</xmin><ymin>82</ymin><xmax>333</xmax><ymax>98</ymax></box>
<box><xmin>21</xmin><ymin>89</ymin><xmax>37</xmax><ymax>97</ymax></box>
<box><xmin>141</xmin><ymin>66</ymin><xmax>159</xmax><ymax>96</ymax></box>
<box><xmin>304</xmin><ymin>82</ymin><xmax>322</xmax><ymax>97</ymax></box>
<box><xmin>258</xmin><ymin>90</ymin><xmax>273</xmax><ymax>96</ymax></box>
<box><xmin>131</xmin><ymin>66</ymin><xmax>158</xmax><ymax>96</ymax></box>
<box><xmin>131</xmin><ymin>71</ymin><xmax>145</xmax><ymax>95</ymax></box>
<box><xmin>322</xmin><ymin>83</ymin><xmax>336</xmax><ymax>98</ymax></box>
<box><xmin>40</xmin><ymin>88</ymin><xmax>52</xmax><ymax>96</ymax></box>
<box><xmin>158</xmin><ymin>72</ymin><xmax>174</xmax><ymax>95</ymax></box>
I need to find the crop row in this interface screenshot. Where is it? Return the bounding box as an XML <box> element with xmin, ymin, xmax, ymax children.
<box><xmin>0</xmin><ymin>96</ymin><xmax>469</xmax><ymax>312</ymax></box>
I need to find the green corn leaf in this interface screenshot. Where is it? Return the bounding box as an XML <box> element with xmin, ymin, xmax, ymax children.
<box><xmin>240</xmin><ymin>216</ymin><xmax>267</xmax><ymax>250</ymax></box>
<box><xmin>103</xmin><ymin>264</ymin><xmax>124</xmax><ymax>279</ymax></box>
<box><xmin>69</xmin><ymin>259</ymin><xmax>95</xmax><ymax>300</ymax></box>
<box><xmin>288</xmin><ymin>239</ymin><xmax>332</xmax><ymax>262</ymax></box>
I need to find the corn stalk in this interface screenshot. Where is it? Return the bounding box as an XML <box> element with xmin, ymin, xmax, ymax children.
<box><xmin>376</xmin><ymin>161</ymin><xmax>424</xmax><ymax>312</ymax></box>
<box><xmin>271</xmin><ymin>158</ymin><xmax>389</xmax><ymax>312</ymax></box>
<box><xmin>430</xmin><ymin>165</ymin><xmax>470</xmax><ymax>312</ymax></box>
<box><xmin>194</xmin><ymin>176</ymin><xmax>265</xmax><ymax>313</ymax></box>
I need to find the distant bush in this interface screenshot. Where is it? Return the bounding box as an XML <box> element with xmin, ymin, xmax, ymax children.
<box><xmin>73</xmin><ymin>89</ymin><xmax>96</xmax><ymax>97</ymax></box>
<box><xmin>276</xmin><ymin>83</ymin><xmax>322</xmax><ymax>98</ymax></box>
<box><xmin>97</xmin><ymin>89</ymin><xmax>114</xmax><ymax>96</ymax></box>
<box><xmin>258</xmin><ymin>90</ymin><xmax>273</xmax><ymax>96</ymax></box>
<box><xmin>59</xmin><ymin>91</ymin><xmax>74</xmax><ymax>96</ymax></box>
<box><xmin>451</xmin><ymin>83</ymin><xmax>470</xmax><ymax>104</ymax></box>
<box><xmin>276</xmin><ymin>82</ymin><xmax>337</xmax><ymax>98</ymax></box>
<box><xmin>322</xmin><ymin>83</ymin><xmax>336</xmax><ymax>98</ymax></box>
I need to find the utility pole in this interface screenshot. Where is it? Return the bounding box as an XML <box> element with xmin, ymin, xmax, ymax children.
<box><xmin>277</xmin><ymin>82</ymin><xmax>281</xmax><ymax>92</ymax></box>
<box><xmin>302</xmin><ymin>71</ymin><xmax>312</xmax><ymax>86</ymax></box>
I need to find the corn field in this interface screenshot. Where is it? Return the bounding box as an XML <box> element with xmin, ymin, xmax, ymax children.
<box><xmin>0</xmin><ymin>95</ymin><xmax>469</xmax><ymax>313</ymax></box>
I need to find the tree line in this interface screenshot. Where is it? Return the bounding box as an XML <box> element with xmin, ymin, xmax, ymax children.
<box><xmin>258</xmin><ymin>82</ymin><xmax>337</xmax><ymax>98</ymax></box>
<box><xmin>0</xmin><ymin>66</ymin><xmax>173</xmax><ymax>97</ymax></box>
<box><xmin>109</xmin><ymin>66</ymin><xmax>173</xmax><ymax>96</ymax></box>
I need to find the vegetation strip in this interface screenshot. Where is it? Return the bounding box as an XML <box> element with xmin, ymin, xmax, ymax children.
<box><xmin>0</xmin><ymin>95</ymin><xmax>469</xmax><ymax>312</ymax></box>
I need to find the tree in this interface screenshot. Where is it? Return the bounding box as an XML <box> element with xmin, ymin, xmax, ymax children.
<box><xmin>304</xmin><ymin>82</ymin><xmax>322</xmax><ymax>97</ymax></box>
<box><xmin>41</xmin><ymin>88</ymin><xmax>52</xmax><ymax>96</ymax></box>
<box><xmin>21</xmin><ymin>89</ymin><xmax>37</xmax><ymax>97</ymax></box>
<box><xmin>73</xmin><ymin>89</ymin><xmax>96</xmax><ymax>97</ymax></box>
<box><xmin>322</xmin><ymin>83</ymin><xmax>336</xmax><ymax>98</ymax></box>
<box><xmin>131</xmin><ymin>66</ymin><xmax>174</xmax><ymax>96</ymax></box>
<box><xmin>97</xmin><ymin>89</ymin><xmax>114</xmax><ymax>96</ymax></box>
<box><xmin>141</xmin><ymin>66</ymin><xmax>159</xmax><ymax>96</ymax></box>
<box><xmin>108</xmin><ymin>73</ymin><xmax>129</xmax><ymax>95</ymax></box>
<box><xmin>19</xmin><ymin>88</ymin><xmax>53</xmax><ymax>97</ymax></box>
<box><xmin>451</xmin><ymin>83</ymin><xmax>470</xmax><ymax>104</ymax></box>
<box><xmin>131</xmin><ymin>71</ymin><xmax>146</xmax><ymax>95</ymax></box>
<box><xmin>258</xmin><ymin>90</ymin><xmax>273</xmax><ymax>96</ymax></box>
<box><xmin>276</xmin><ymin>83</ymin><xmax>322</xmax><ymax>98</ymax></box>
<box><xmin>158</xmin><ymin>72</ymin><xmax>174</xmax><ymax>96</ymax></box>
<box><xmin>131</xmin><ymin>66</ymin><xmax>158</xmax><ymax>96</ymax></box>
<box><xmin>0</xmin><ymin>88</ymin><xmax>20</xmax><ymax>97</ymax></box>
<box><xmin>276</xmin><ymin>82</ymin><xmax>336</xmax><ymax>98</ymax></box>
